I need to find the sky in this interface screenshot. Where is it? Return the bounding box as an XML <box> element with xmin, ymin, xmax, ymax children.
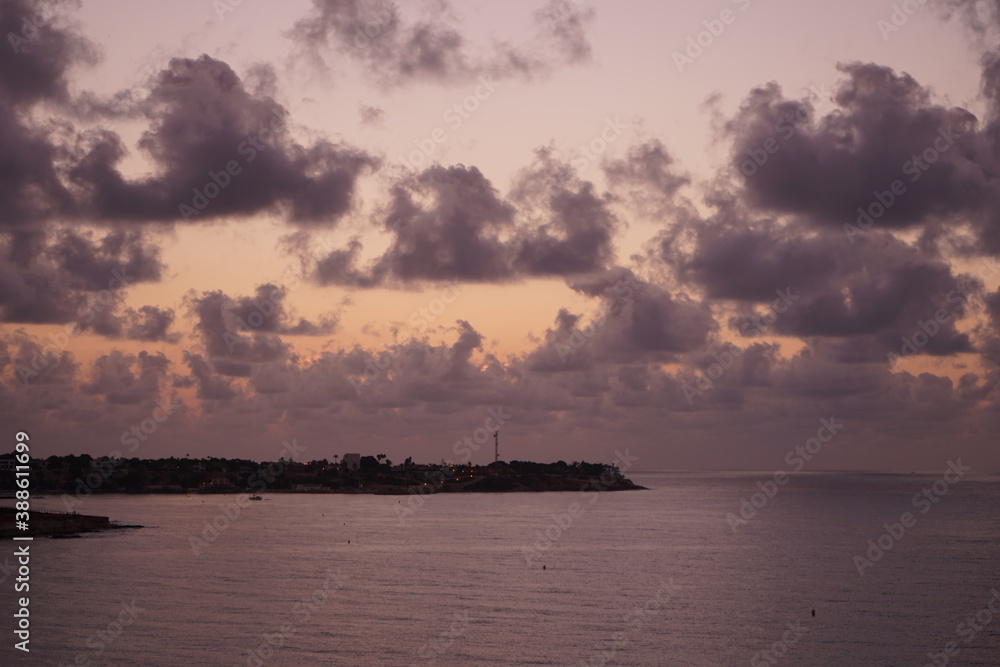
<box><xmin>1</xmin><ymin>0</ymin><xmax>1000</xmax><ymax>471</ymax></box>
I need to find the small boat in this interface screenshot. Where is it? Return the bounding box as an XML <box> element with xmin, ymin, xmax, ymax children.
<box><xmin>249</xmin><ymin>493</ymin><xmax>262</xmax><ymax>501</ymax></box>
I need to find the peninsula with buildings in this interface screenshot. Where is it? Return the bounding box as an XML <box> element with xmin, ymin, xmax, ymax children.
<box><xmin>0</xmin><ymin>453</ymin><xmax>645</xmax><ymax>496</ymax></box>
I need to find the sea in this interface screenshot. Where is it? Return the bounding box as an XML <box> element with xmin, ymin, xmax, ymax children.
<box><xmin>2</xmin><ymin>471</ymin><xmax>999</xmax><ymax>666</ymax></box>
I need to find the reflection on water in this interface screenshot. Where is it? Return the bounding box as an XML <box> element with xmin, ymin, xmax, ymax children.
<box><xmin>2</xmin><ymin>472</ymin><xmax>999</xmax><ymax>666</ymax></box>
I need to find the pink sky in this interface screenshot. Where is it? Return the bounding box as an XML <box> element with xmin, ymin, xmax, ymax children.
<box><xmin>1</xmin><ymin>0</ymin><xmax>999</xmax><ymax>471</ymax></box>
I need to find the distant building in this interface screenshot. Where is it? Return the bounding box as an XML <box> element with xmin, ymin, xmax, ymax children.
<box><xmin>0</xmin><ymin>459</ymin><xmax>14</xmax><ymax>471</ymax></box>
<box><xmin>342</xmin><ymin>453</ymin><xmax>361</xmax><ymax>471</ymax></box>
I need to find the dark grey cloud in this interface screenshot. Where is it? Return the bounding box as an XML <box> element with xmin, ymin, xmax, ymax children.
<box><xmin>186</xmin><ymin>284</ymin><xmax>336</xmax><ymax>374</ymax></box>
<box><xmin>80</xmin><ymin>349</ymin><xmax>169</xmax><ymax>405</ymax></box>
<box><xmin>0</xmin><ymin>0</ymin><xmax>97</xmax><ymax>226</ymax></box>
<box><xmin>314</xmin><ymin>164</ymin><xmax>516</xmax><ymax>285</ymax></box>
<box><xmin>69</xmin><ymin>55</ymin><xmax>378</xmax><ymax>225</ymax></box>
<box><xmin>509</xmin><ymin>149</ymin><xmax>618</xmax><ymax>276</ymax></box>
<box><xmin>725</xmin><ymin>63</ymin><xmax>985</xmax><ymax>233</ymax></box>
<box><xmin>289</xmin><ymin>0</ymin><xmax>594</xmax><ymax>87</ymax></box>
<box><xmin>525</xmin><ymin>268</ymin><xmax>717</xmax><ymax>372</ymax></box>
<box><xmin>124</xmin><ymin>305</ymin><xmax>177</xmax><ymax>342</ymax></box>
<box><xmin>4</xmin><ymin>332</ymin><xmax>79</xmax><ymax>386</ymax></box>
<box><xmin>182</xmin><ymin>351</ymin><xmax>239</xmax><ymax>401</ymax></box>
<box><xmin>987</xmin><ymin>288</ymin><xmax>1000</xmax><ymax>324</ymax></box>
<box><xmin>668</xmin><ymin>208</ymin><xmax>979</xmax><ymax>361</ymax></box>
<box><xmin>310</xmin><ymin>154</ymin><xmax>621</xmax><ymax>286</ymax></box>
<box><xmin>0</xmin><ymin>0</ymin><xmax>98</xmax><ymax>106</ymax></box>
<box><xmin>0</xmin><ymin>228</ymin><xmax>163</xmax><ymax>326</ymax></box>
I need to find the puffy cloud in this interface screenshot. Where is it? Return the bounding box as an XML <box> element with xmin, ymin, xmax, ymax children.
<box><xmin>311</xmin><ymin>153</ymin><xmax>622</xmax><ymax>285</ymax></box>
<box><xmin>525</xmin><ymin>269</ymin><xmax>718</xmax><ymax>371</ymax></box>
<box><xmin>70</xmin><ymin>55</ymin><xmax>378</xmax><ymax>225</ymax></box>
<box><xmin>0</xmin><ymin>0</ymin><xmax>98</xmax><ymax>226</ymax></box>
<box><xmin>509</xmin><ymin>149</ymin><xmax>618</xmax><ymax>276</ymax></box>
<box><xmin>0</xmin><ymin>228</ymin><xmax>163</xmax><ymax>326</ymax></box>
<box><xmin>186</xmin><ymin>284</ymin><xmax>336</xmax><ymax>375</ymax></box>
<box><xmin>670</xmin><ymin>209</ymin><xmax>980</xmax><ymax>361</ymax></box>
<box><xmin>4</xmin><ymin>332</ymin><xmax>79</xmax><ymax>386</ymax></box>
<box><xmin>182</xmin><ymin>351</ymin><xmax>239</xmax><ymax>401</ymax></box>
<box><xmin>725</xmin><ymin>63</ymin><xmax>984</xmax><ymax>234</ymax></box>
<box><xmin>313</xmin><ymin>164</ymin><xmax>516</xmax><ymax>285</ymax></box>
<box><xmin>80</xmin><ymin>349</ymin><xmax>169</xmax><ymax>405</ymax></box>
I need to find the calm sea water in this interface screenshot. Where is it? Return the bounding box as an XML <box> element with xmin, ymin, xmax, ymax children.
<box><xmin>2</xmin><ymin>472</ymin><xmax>999</xmax><ymax>666</ymax></box>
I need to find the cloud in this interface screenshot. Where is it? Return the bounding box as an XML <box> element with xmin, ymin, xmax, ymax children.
<box><xmin>525</xmin><ymin>268</ymin><xmax>717</xmax><ymax>371</ymax></box>
<box><xmin>289</xmin><ymin>0</ymin><xmax>594</xmax><ymax>87</ymax></box>
<box><xmin>359</xmin><ymin>103</ymin><xmax>384</xmax><ymax>126</ymax></box>
<box><xmin>0</xmin><ymin>0</ymin><xmax>98</xmax><ymax>106</ymax></box>
<box><xmin>182</xmin><ymin>351</ymin><xmax>239</xmax><ymax>401</ymax></box>
<box><xmin>5</xmin><ymin>332</ymin><xmax>79</xmax><ymax>386</ymax></box>
<box><xmin>724</xmin><ymin>63</ymin><xmax>984</xmax><ymax>233</ymax></box>
<box><xmin>0</xmin><ymin>228</ymin><xmax>162</xmax><ymax>326</ymax></box>
<box><xmin>123</xmin><ymin>305</ymin><xmax>177</xmax><ymax>342</ymax></box>
<box><xmin>509</xmin><ymin>148</ymin><xmax>618</xmax><ymax>276</ymax></box>
<box><xmin>186</xmin><ymin>284</ymin><xmax>336</xmax><ymax>374</ymax></box>
<box><xmin>80</xmin><ymin>349</ymin><xmax>169</xmax><ymax>405</ymax></box>
<box><xmin>669</xmin><ymin>207</ymin><xmax>980</xmax><ymax>361</ymax></box>
<box><xmin>0</xmin><ymin>0</ymin><xmax>98</xmax><ymax>226</ymax></box>
<box><xmin>310</xmin><ymin>152</ymin><xmax>622</xmax><ymax>286</ymax></box>
<box><xmin>602</xmin><ymin>139</ymin><xmax>690</xmax><ymax>217</ymax></box>
<box><xmin>313</xmin><ymin>164</ymin><xmax>517</xmax><ymax>285</ymax></box>
<box><xmin>68</xmin><ymin>55</ymin><xmax>379</xmax><ymax>225</ymax></box>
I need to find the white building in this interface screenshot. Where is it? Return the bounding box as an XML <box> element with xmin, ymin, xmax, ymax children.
<box><xmin>342</xmin><ymin>453</ymin><xmax>361</xmax><ymax>471</ymax></box>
